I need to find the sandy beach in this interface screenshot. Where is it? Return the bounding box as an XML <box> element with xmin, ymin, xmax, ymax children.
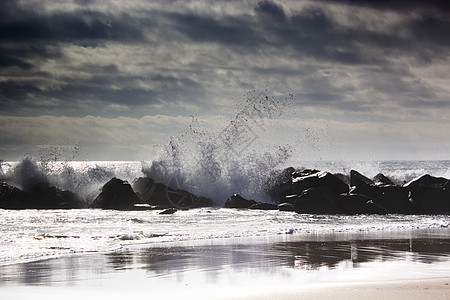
<box><xmin>226</xmin><ymin>278</ymin><xmax>450</xmax><ymax>300</ymax></box>
<box><xmin>1</xmin><ymin>230</ymin><xmax>449</xmax><ymax>300</ymax></box>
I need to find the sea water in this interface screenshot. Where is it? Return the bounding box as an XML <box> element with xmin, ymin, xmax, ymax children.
<box><xmin>0</xmin><ymin>160</ymin><xmax>449</xmax><ymax>265</ymax></box>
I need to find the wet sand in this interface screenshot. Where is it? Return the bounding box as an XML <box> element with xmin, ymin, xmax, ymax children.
<box><xmin>1</xmin><ymin>230</ymin><xmax>449</xmax><ymax>299</ymax></box>
<box><xmin>226</xmin><ymin>278</ymin><xmax>450</xmax><ymax>300</ymax></box>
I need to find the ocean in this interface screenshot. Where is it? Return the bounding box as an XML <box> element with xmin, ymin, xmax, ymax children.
<box><xmin>0</xmin><ymin>160</ymin><xmax>449</xmax><ymax>265</ymax></box>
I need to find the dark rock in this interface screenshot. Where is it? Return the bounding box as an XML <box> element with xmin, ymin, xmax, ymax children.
<box><xmin>0</xmin><ymin>181</ymin><xmax>27</xmax><ymax>209</ymax></box>
<box><xmin>337</xmin><ymin>194</ymin><xmax>373</xmax><ymax>214</ymax></box>
<box><xmin>282</xmin><ymin>194</ymin><xmax>298</xmax><ymax>204</ymax></box>
<box><xmin>92</xmin><ymin>177</ymin><xmax>139</xmax><ymax>210</ymax></box>
<box><xmin>278</xmin><ymin>202</ymin><xmax>295</xmax><ymax>212</ymax></box>
<box><xmin>292</xmin><ymin>169</ymin><xmax>320</xmax><ymax>178</ymax></box>
<box><xmin>293</xmin><ymin>187</ymin><xmax>339</xmax><ymax>214</ymax></box>
<box><xmin>404</xmin><ymin>175</ymin><xmax>449</xmax><ymax>214</ymax></box>
<box><xmin>166</xmin><ymin>188</ymin><xmax>213</xmax><ymax>209</ymax></box>
<box><xmin>411</xmin><ymin>187</ymin><xmax>450</xmax><ymax>214</ymax></box>
<box><xmin>293</xmin><ymin>171</ymin><xmax>349</xmax><ymax>196</ymax></box>
<box><xmin>224</xmin><ymin>194</ymin><xmax>257</xmax><ymax>209</ymax></box>
<box><xmin>26</xmin><ymin>182</ymin><xmax>83</xmax><ymax>209</ymax></box>
<box><xmin>350</xmin><ymin>170</ymin><xmax>374</xmax><ymax>195</ymax></box>
<box><xmin>404</xmin><ymin>174</ymin><xmax>448</xmax><ymax>190</ymax></box>
<box><xmin>375</xmin><ymin>185</ymin><xmax>412</xmax><ymax>213</ymax></box>
<box><xmin>249</xmin><ymin>202</ymin><xmax>278</xmax><ymax>210</ymax></box>
<box><xmin>350</xmin><ymin>170</ymin><xmax>374</xmax><ymax>186</ymax></box>
<box><xmin>159</xmin><ymin>208</ymin><xmax>177</xmax><ymax>214</ymax></box>
<box><xmin>265</xmin><ymin>167</ymin><xmax>295</xmax><ymax>202</ymax></box>
<box><xmin>318</xmin><ymin>172</ymin><xmax>350</xmax><ymax>195</ymax></box>
<box><xmin>132</xmin><ymin>177</ymin><xmax>213</xmax><ymax>209</ymax></box>
<box><xmin>334</xmin><ymin>173</ymin><xmax>350</xmax><ymax>185</ymax></box>
<box><xmin>132</xmin><ymin>177</ymin><xmax>155</xmax><ymax>204</ymax></box>
<box><xmin>365</xmin><ymin>200</ymin><xmax>387</xmax><ymax>214</ymax></box>
<box><xmin>373</xmin><ymin>173</ymin><xmax>395</xmax><ymax>186</ymax></box>
<box><xmin>1</xmin><ymin>181</ymin><xmax>82</xmax><ymax>209</ymax></box>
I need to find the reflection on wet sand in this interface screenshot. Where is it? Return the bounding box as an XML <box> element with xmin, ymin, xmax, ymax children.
<box><xmin>1</xmin><ymin>232</ymin><xmax>449</xmax><ymax>287</ymax></box>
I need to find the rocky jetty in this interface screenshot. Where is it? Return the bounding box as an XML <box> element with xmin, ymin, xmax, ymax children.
<box><xmin>265</xmin><ymin>167</ymin><xmax>449</xmax><ymax>215</ymax></box>
<box><xmin>1</xmin><ymin>167</ymin><xmax>448</xmax><ymax>214</ymax></box>
<box><xmin>0</xmin><ymin>181</ymin><xmax>83</xmax><ymax>209</ymax></box>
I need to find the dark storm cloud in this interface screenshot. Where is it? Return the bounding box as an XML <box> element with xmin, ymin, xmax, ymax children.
<box><xmin>167</xmin><ymin>12</ymin><xmax>261</xmax><ymax>46</ymax></box>
<box><xmin>331</xmin><ymin>0</ymin><xmax>450</xmax><ymax>12</ymax></box>
<box><xmin>0</xmin><ymin>1</ymin><xmax>146</xmax><ymax>43</ymax></box>
<box><xmin>0</xmin><ymin>0</ymin><xmax>449</xmax><ymax>117</ymax></box>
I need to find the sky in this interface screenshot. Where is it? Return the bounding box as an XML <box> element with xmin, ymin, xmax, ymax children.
<box><xmin>1</xmin><ymin>0</ymin><xmax>450</xmax><ymax>162</ymax></box>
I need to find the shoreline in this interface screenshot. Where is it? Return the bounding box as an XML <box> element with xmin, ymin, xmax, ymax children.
<box><xmin>220</xmin><ymin>278</ymin><xmax>450</xmax><ymax>300</ymax></box>
<box><xmin>1</xmin><ymin>278</ymin><xmax>449</xmax><ymax>300</ymax></box>
<box><xmin>1</xmin><ymin>230</ymin><xmax>449</xmax><ymax>299</ymax></box>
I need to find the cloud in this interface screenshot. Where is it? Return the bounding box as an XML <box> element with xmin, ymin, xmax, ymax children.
<box><xmin>0</xmin><ymin>115</ymin><xmax>194</xmax><ymax>160</ymax></box>
<box><xmin>0</xmin><ymin>0</ymin><xmax>449</xmax><ymax>160</ymax></box>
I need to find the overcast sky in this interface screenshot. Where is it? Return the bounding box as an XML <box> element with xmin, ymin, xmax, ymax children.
<box><xmin>1</xmin><ymin>0</ymin><xmax>449</xmax><ymax>161</ymax></box>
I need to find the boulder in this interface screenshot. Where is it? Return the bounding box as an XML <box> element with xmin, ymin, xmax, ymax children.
<box><xmin>159</xmin><ymin>208</ymin><xmax>177</xmax><ymax>215</ymax></box>
<box><xmin>132</xmin><ymin>177</ymin><xmax>155</xmax><ymax>204</ymax></box>
<box><xmin>27</xmin><ymin>182</ymin><xmax>83</xmax><ymax>209</ymax></box>
<box><xmin>374</xmin><ymin>185</ymin><xmax>412</xmax><ymax>214</ymax></box>
<box><xmin>278</xmin><ymin>202</ymin><xmax>295</xmax><ymax>212</ymax></box>
<box><xmin>282</xmin><ymin>194</ymin><xmax>298</xmax><ymax>204</ymax></box>
<box><xmin>265</xmin><ymin>167</ymin><xmax>295</xmax><ymax>202</ymax></box>
<box><xmin>404</xmin><ymin>175</ymin><xmax>449</xmax><ymax>214</ymax></box>
<box><xmin>92</xmin><ymin>177</ymin><xmax>139</xmax><ymax>210</ymax></box>
<box><xmin>249</xmin><ymin>202</ymin><xmax>278</xmax><ymax>210</ymax></box>
<box><xmin>349</xmin><ymin>170</ymin><xmax>374</xmax><ymax>196</ymax></box>
<box><xmin>365</xmin><ymin>200</ymin><xmax>388</xmax><ymax>214</ymax></box>
<box><xmin>337</xmin><ymin>194</ymin><xmax>373</xmax><ymax>214</ymax></box>
<box><xmin>292</xmin><ymin>169</ymin><xmax>321</xmax><ymax>178</ymax></box>
<box><xmin>224</xmin><ymin>194</ymin><xmax>257</xmax><ymax>209</ymax></box>
<box><xmin>293</xmin><ymin>187</ymin><xmax>339</xmax><ymax>214</ymax></box>
<box><xmin>292</xmin><ymin>171</ymin><xmax>349</xmax><ymax>196</ymax></box>
<box><xmin>0</xmin><ymin>181</ymin><xmax>27</xmax><ymax>209</ymax></box>
<box><xmin>132</xmin><ymin>177</ymin><xmax>213</xmax><ymax>209</ymax></box>
<box><xmin>404</xmin><ymin>174</ymin><xmax>448</xmax><ymax>191</ymax></box>
<box><xmin>373</xmin><ymin>173</ymin><xmax>395</xmax><ymax>186</ymax></box>
<box><xmin>411</xmin><ymin>187</ymin><xmax>450</xmax><ymax>214</ymax></box>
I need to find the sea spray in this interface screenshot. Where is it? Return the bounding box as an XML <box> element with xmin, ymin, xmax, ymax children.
<box><xmin>142</xmin><ymin>89</ymin><xmax>295</xmax><ymax>205</ymax></box>
<box><xmin>1</xmin><ymin>158</ymin><xmax>142</xmax><ymax>203</ymax></box>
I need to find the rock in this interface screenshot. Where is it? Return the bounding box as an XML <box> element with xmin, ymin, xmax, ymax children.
<box><xmin>337</xmin><ymin>194</ymin><xmax>373</xmax><ymax>214</ymax></box>
<box><xmin>0</xmin><ymin>181</ymin><xmax>27</xmax><ymax>209</ymax></box>
<box><xmin>404</xmin><ymin>174</ymin><xmax>448</xmax><ymax>190</ymax></box>
<box><xmin>334</xmin><ymin>173</ymin><xmax>350</xmax><ymax>185</ymax></box>
<box><xmin>159</xmin><ymin>208</ymin><xmax>177</xmax><ymax>214</ymax></box>
<box><xmin>1</xmin><ymin>181</ymin><xmax>83</xmax><ymax>209</ymax></box>
<box><xmin>292</xmin><ymin>171</ymin><xmax>349</xmax><ymax>196</ymax></box>
<box><xmin>278</xmin><ymin>202</ymin><xmax>295</xmax><ymax>212</ymax></box>
<box><xmin>292</xmin><ymin>169</ymin><xmax>321</xmax><ymax>178</ymax></box>
<box><xmin>224</xmin><ymin>194</ymin><xmax>257</xmax><ymax>209</ymax></box>
<box><xmin>411</xmin><ymin>187</ymin><xmax>450</xmax><ymax>214</ymax></box>
<box><xmin>282</xmin><ymin>194</ymin><xmax>298</xmax><ymax>204</ymax></box>
<box><xmin>249</xmin><ymin>202</ymin><xmax>278</xmax><ymax>210</ymax></box>
<box><xmin>350</xmin><ymin>170</ymin><xmax>374</xmax><ymax>195</ymax></box>
<box><xmin>293</xmin><ymin>187</ymin><xmax>339</xmax><ymax>214</ymax></box>
<box><xmin>132</xmin><ymin>177</ymin><xmax>155</xmax><ymax>204</ymax></box>
<box><xmin>374</xmin><ymin>185</ymin><xmax>412</xmax><ymax>213</ymax></box>
<box><xmin>132</xmin><ymin>177</ymin><xmax>213</xmax><ymax>209</ymax></box>
<box><xmin>373</xmin><ymin>173</ymin><xmax>395</xmax><ymax>186</ymax></box>
<box><xmin>365</xmin><ymin>200</ymin><xmax>387</xmax><ymax>214</ymax></box>
<box><xmin>265</xmin><ymin>167</ymin><xmax>295</xmax><ymax>202</ymax></box>
<box><xmin>404</xmin><ymin>175</ymin><xmax>449</xmax><ymax>214</ymax></box>
<box><xmin>92</xmin><ymin>177</ymin><xmax>139</xmax><ymax>210</ymax></box>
